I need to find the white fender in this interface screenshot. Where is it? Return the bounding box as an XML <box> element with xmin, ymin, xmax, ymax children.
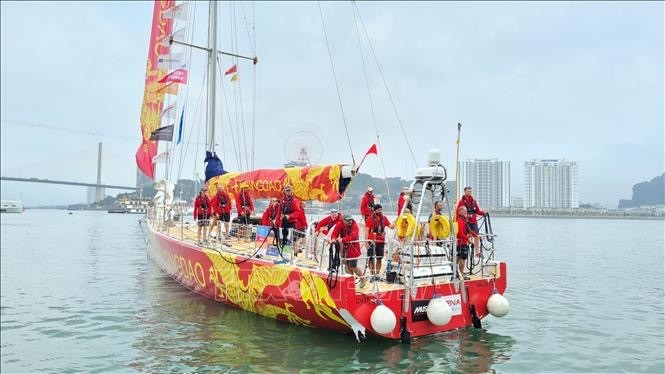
<box><xmin>370</xmin><ymin>303</ymin><xmax>397</xmax><ymax>335</ymax></box>
<box><xmin>487</xmin><ymin>293</ymin><xmax>510</xmax><ymax>317</ymax></box>
<box><xmin>427</xmin><ymin>297</ymin><xmax>453</xmax><ymax>326</ymax></box>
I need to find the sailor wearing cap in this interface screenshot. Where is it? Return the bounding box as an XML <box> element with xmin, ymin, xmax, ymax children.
<box><xmin>235</xmin><ymin>181</ymin><xmax>254</xmax><ymax>227</ymax></box>
<box><xmin>194</xmin><ymin>187</ymin><xmax>211</xmax><ymax>245</ymax></box>
<box><xmin>314</xmin><ymin>208</ymin><xmax>343</xmax><ymax>236</ymax></box>
<box><xmin>277</xmin><ymin>184</ymin><xmax>305</xmax><ymax>248</ymax></box>
<box><xmin>366</xmin><ymin>203</ymin><xmax>395</xmax><ymax>276</ymax></box>
<box><xmin>330</xmin><ymin>214</ymin><xmax>366</xmax><ymax>288</ymax></box>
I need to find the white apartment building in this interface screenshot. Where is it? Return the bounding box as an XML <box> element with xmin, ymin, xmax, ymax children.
<box><xmin>524</xmin><ymin>159</ymin><xmax>579</xmax><ymax>208</ymax></box>
<box><xmin>458</xmin><ymin>159</ymin><xmax>510</xmax><ymax>208</ymax></box>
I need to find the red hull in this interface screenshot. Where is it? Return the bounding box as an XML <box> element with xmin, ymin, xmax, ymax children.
<box><xmin>147</xmin><ymin>225</ymin><xmax>507</xmax><ymax>340</ymax></box>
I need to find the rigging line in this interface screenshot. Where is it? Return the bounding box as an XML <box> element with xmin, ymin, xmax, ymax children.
<box><xmin>173</xmin><ymin>3</ymin><xmax>198</xmax><ymax>183</ymax></box>
<box><xmin>352</xmin><ymin>2</ymin><xmax>418</xmax><ymax>168</ymax></box>
<box><xmin>351</xmin><ymin>3</ymin><xmax>393</xmax><ymax>211</ymax></box>
<box><xmin>238</xmin><ymin>1</ymin><xmax>257</xmax><ymax>56</ymax></box>
<box><xmin>318</xmin><ymin>2</ymin><xmax>356</xmax><ymax>165</ymax></box>
<box><xmin>168</xmin><ymin>11</ymin><xmax>195</xmax><ymax>184</ymax></box>
<box><xmin>1</xmin><ymin>119</ymin><xmax>134</xmax><ymax>140</ymax></box>
<box><xmin>218</xmin><ymin>56</ymin><xmax>243</xmax><ymax>171</ymax></box>
<box><xmin>251</xmin><ymin>1</ymin><xmax>257</xmax><ymax>171</ymax></box>
<box><xmin>227</xmin><ymin>3</ymin><xmax>245</xmax><ymax>171</ymax></box>
<box><xmin>177</xmin><ymin>64</ymin><xmax>207</xmax><ymax>182</ymax></box>
<box><xmin>232</xmin><ymin>3</ymin><xmax>251</xmax><ymax>171</ymax></box>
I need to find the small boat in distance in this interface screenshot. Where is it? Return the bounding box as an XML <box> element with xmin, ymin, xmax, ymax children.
<box><xmin>1</xmin><ymin>200</ymin><xmax>23</xmax><ymax>213</ymax></box>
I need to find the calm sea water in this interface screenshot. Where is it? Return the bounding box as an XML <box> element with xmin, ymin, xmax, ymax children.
<box><xmin>1</xmin><ymin>210</ymin><xmax>663</xmax><ymax>373</ymax></box>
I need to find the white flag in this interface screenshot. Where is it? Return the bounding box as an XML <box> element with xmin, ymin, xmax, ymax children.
<box><xmin>152</xmin><ymin>151</ymin><xmax>171</xmax><ymax>164</ymax></box>
<box><xmin>159</xmin><ymin>27</ymin><xmax>186</xmax><ymax>47</ymax></box>
<box><xmin>157</xmin><ymin>52</ymin><xmax>182</xmax><ymax>70</ymax></box>
<box><xmin>160</xmin><ymin>103</ymin><xmax>177</xmax><ymax>119</ymax></box>
<box><xmin>163</xmin><ymin>2</ymin><xmax>189</xmax><ymax>21</ymax></box>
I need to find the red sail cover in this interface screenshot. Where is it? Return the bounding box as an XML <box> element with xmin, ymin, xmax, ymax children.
<box><xmin>135</xmin><ymin>0</ymin><xmax>175</xmax><ymax>179</ymax></box>
<box><xmin>207</xmin><ymin>165</ymin><xmax>350</xmax><ymax>203</ymax></box>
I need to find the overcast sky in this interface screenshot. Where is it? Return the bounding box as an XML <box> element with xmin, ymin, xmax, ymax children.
<box><xmin>1</xmin><ymin>1</ymin><xmax>663</xmax><ymax>208</ymax></box>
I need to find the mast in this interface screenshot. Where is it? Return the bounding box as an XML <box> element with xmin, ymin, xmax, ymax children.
<box><xmin>206</xmin><ymin>1</ymin><xmax>218</xmax><ymax>153</ymax></box>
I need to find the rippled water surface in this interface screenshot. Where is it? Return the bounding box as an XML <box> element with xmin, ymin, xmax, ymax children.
<box><xmin>1</xmin><ymin>210</ymin><xmax>663</xmax><ymax>372</ymax></box>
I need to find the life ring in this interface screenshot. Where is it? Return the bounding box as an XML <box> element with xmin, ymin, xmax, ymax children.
<box><xmin>429</xmin><ymin>214</ymin><xmax>451</xmax><ymax>239</ymax></box>
<box><xmin>396</xmin><ymin>213</ymin><xmax>416</xmax><ymax>238</ymax></box>
<box><xmin>396</xmin><ymin>213</ymin><xmax>420</xmax><ymax>239</ymax></box>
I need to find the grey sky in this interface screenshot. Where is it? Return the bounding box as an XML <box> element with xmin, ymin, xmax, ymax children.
<box><xmin>1</xmin><ymin>1</ymin><xmax>663</xmax><ymax>208</ymax></box>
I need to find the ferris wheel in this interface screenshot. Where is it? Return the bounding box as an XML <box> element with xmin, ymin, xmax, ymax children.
<box><xmin>283</xmin><ymin>130</ymin><xmax>323</xmax><ymax>167</ymax></box>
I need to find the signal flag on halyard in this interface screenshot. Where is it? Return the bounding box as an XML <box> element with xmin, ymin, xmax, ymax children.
<box><xmin>158</xmin><ymin>81</ymin><xmax>179</xmax><ymax>95</ymax></box>
<box><xmin>163</xmin><ymin>2</ymin><xmax>189</xmax><ymax>20</ymax></box>
<box><xmin>224</xmin><ymin>64</ymin><xmax>237</xmax><ymax>75</ymax></box>
<box><xmin>160</xmin><ymin>27</ymin><xmax>186</xmax><ymax>47</ymax></box>
<box><xmin>176</xmin><ymin>107</ymin><xmax>185</xmax><ymax>145</ymax></box>
<box><xmin>158</xmin><ymin>64</ymin><xmax>188</xmax><ymax>84</ymax></box>
<box><xmin>150</xmin><ymin>124</ymin><xmax>175</xmax><ymax>141</ymax></box>
<box><xmin>160</xmin><ymin>102</ymin><xmax>177</xmax><ymax>119</ymax></box>
<box><xmin>157</xmin><ymin>52</ymin><xmax>182</xmax><ymax>70</ymax></box>
<box><xmin>364</xmin><ymin>143</ymin><xmax>378</xmax><ymax>157</ymax></box>
<box><xmin>152</xmin><ymin>151</ymin><xmax>170</xmax><ymax>164</ymax></box>
<box><xmin>230</xmin><ymin>74</ymin><xmax>238</xmax><ymax>82</ymax></box>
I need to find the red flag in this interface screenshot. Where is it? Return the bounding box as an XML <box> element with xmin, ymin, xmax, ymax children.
<box><xmin>224</xmin><ymin>64</ymin><xmax>237</xmax><ymax>75</ymax></box>
<box><xmin>135</xmin><ymin>139</ymin><xmax>157</xmax><ymax>179</ymax></box>
<box><xmin>158</xmin><ymin>65</ymin><xmax>188</xmax><ymax>84</ymax></box>
<box><xmin>364</xmin><ymin>143</ymin><xmax>378</xmax><ymax>157</ymax></box>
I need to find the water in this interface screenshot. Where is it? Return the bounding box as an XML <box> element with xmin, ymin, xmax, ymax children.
<box><xmin>1</xmin><ymin>210</ymin><xmax>663</xmax><ymax>372</ymax></box>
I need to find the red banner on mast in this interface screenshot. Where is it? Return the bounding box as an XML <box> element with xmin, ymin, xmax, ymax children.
<box><xmin>135</xmin><ymin>0</ymin><xmax>175</xmax><ymax>180</ymax></box>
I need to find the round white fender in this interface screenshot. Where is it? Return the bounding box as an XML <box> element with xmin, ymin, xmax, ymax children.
<box><xmin>487</xmin><ymin>293</ymin><xmax>510</xmax><ymax>317</ymax></box>
<box><xmin>427</xmin><ymin>297</ymin><xmax>453</xmax><ymax>326</ymax></box>
<box><xmin>370</xmin><ymin>303</ymin><xmax>397</xmax><ymax>334</ymax></box>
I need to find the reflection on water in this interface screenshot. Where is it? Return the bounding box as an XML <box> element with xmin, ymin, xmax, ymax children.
<box><xmin>131</xmin><ymin>261</ymin><xmax>515</xmax><ymax>372</ymax></box>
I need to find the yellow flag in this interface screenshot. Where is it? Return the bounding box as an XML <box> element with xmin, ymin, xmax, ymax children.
<box><xmin>158</xmin><ymin>81</ymin><xmax>179</xmax><ymax>95</ymax></box>
<box><xmin>230</xmin><ymin>74</ymin><xmax>238</xmax><ymax>82</ymax></box>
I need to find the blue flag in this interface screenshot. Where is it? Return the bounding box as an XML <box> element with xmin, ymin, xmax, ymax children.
<box><xmin>176</xmin><ymin>107</ymin><xmax>185</xmax><ymax>145</ymax></box>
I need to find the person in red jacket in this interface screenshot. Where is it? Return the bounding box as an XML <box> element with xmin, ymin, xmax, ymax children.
<box><xmin>210</xmin><ymin>185</ymin><xmax>232</xmax><ymax>240</ymax></box>
<box><xmin>359</xmin><ymin>186</ymin><xmax>375</xmax><ymax>248</ymax></box>
<box><xmin>314</xmin><ymin>208</ymin><xmax>343</xmax><ymax>237</ymax></box>
<box><xmin>457</xmin><ymin>186</ymin><xmax>486</xmax><ymax>256</ymax></box>
<box><xmin>293</xmin><ymin>201</ymin><xmax>308</xmax><ymax>255</ymax></box>
<box><xmin>366</xmin><ymin>204</ymin><xmax>394</xmax><ymax>276</ymax></box>
<box><xmin>456</xmin><ymin>205</ymin><xmax>478</xmax><ymax>280</ymax></box>
<box><xmin>235</xmin><ymin>182</ymin><xmax>254</xmax><ymax>240</ymax></box>
<box><xmin>331</xmin><ymin>214</ymin><xmax>367</xmax><ymax>288</ymax></box>
<box><xmin>261</xmin><ymin>198</ymin><xmax>281</xmax><ymax>228</ymax></box>
<box><xmin>193</xmin><ymin>188</ymin><xmax>211</xmax><ymax>245</ymax></box>
<box><xmin>277</xmin><ymin>184</ymin><xmax>305</xmax><ymax>248</ymax></box>
<box><xmin>397</xmin><ymin>187</ymin><xmax>413</xmax><ymax>216</ymax></box>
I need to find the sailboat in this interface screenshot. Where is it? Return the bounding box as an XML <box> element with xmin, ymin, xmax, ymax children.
<box><xmin>138</xmin><ymin>1</ymin><xmax>509</xmax><ymax>342</ymax></box>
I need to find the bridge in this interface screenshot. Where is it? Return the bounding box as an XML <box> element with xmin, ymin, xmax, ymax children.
<box><xmin>0</xmin><ymin>176</ymin><xmax>138</xmax><ymax>191</ymax></box>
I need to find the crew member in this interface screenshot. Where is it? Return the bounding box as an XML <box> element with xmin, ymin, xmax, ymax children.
<box><xmin>261</xmin><ymin>198</ymin><xmax>281</xmax><ymax>228</ymax></box>
<box><xmin>457</xmin><ymin>186</ymin><xmax>486</xmax><ymax>256</ymax></box>
<box><xmin>397</xmin><ymin>186</ymin><xmax>413</xmax><ymax>216</ymax></box>
<box><xmin>193</xmin><ymin>188</ymin><xmax>211</xmax><ymax>245</ymax></box>
<box><xmin>314</xmin><ymin>209</ymin><xmax>343</xmax><ymax>237</ymax></box>
<box><xmin>210</xmin><ymin>185</ymin><xmax>232</xmax><ymax>240</ymax></box>
<box><xmin>456</xmin><ymin>205</ymin><xmax>478</xmax><ymax>280</ymax></box>
<box><xmin>365</xmin><ymin>204</ymin><xmax>394</xmax><ymax>276</ymax></box>
<box><xmin>331</xmin><ymin>214</ymin><xmax>367</xmax><ymax>288</ymax></box>
<box><xmin>235</xmin><ymin>182</ymin><xmax>254</xmax><ymax>240</ymax></box>
<box><xmin>277</xmin><ymin>184</ymin><xmax>305</xmax><ymax>248</ymax></box>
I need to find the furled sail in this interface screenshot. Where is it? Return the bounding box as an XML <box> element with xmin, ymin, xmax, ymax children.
<box><xmin>135</xmin><ymin>0</ymin><xmax>175</xmax><ymax>180</ymax></box>
<box><xmin>207</xmin><ymin>165</ymin><xmax>354</xmax><ymax>203</ymax></box>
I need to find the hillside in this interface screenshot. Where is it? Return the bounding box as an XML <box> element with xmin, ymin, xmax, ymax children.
<box><xmin>618</xmin><ymin>173</ymin><xmax>665</xmax><ymax>208</ymax></box>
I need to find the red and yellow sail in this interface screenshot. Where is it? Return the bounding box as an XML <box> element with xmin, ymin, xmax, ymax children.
<box><xmin>207</xmin><ymin>165</ymin><xmax>352</xmax><ymax>204</ymax></box>
<box><xmin>135</xmin><ymin>0</ymin><xmax>175</xmax><ymax>180</ymax></box>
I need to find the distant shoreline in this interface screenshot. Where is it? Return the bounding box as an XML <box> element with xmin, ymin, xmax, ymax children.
<box><xmin>490</xmin><ymin>214</ymin><xmax>663</xmax><ymax>221</ymax></box>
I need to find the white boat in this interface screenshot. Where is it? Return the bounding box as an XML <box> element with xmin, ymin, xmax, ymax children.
<box><xmin>0</xmin><ymin>200</ymin><xmax>23</xmax><ymax>213</ymax></box>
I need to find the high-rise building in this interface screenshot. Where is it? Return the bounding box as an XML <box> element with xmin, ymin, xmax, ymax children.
<box><xmin>524</xmin><ymin>159</ymin><xmax>579</xmax><ymax>208</ymax></box>
<box><xmin>136</xmin><ymin>167</ymin><xmax>152</xmax><ymax>189</ymax></box>
<box><xmin>458</xmin><ymin>159</ymin><xmax>510</xmax><ymax>208</ymax></box>
<box><xmin>87</xmin><ymin>186</ymin><xmax>105</xmax><ymax>204</ymax></box>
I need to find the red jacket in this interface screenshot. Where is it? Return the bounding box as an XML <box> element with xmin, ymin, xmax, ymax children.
<box><xmin>296</xmin><ymin>211</ymin><xmax>308</xmax><ymax>231</ymax></box>
<box><xmin>397</xmin><ymin>192</ymin><xmax>413</xmax><ymax>215</ymax></box>
<box><xmin>261</xmin><ymin>205</ymin><xmax>281</xmax><ymax>227</ymax></box>
<box><xmin>210</xmin><ymin>191</ymin><xmax>232</xmax><ymax>214</ymax></box>
<box><xmin>193</xmin><ymin>195</ymin><xmax>211</xmax><ymax>219</ymax></box>
<box><xmin>456</xmin><ymin>216</ymin><xmax>478</xmax><ymax>246</ymax></box>
<box><xmin>360</xmin><ymin>192</ymin><xmax>374</xmax><ymax>218</ymax></box>
<box><xmin>235</xmin><ymin>191</ymin><xmax>254</xmax><ymax>215</ymax></box>
<box><xmin>457</xmin><ymin>195</ymin><xmax>485</xmax><ymax>224</ymax></box>
<box><xmin>331</xmin><ymin>220</ymin><xmax>361</xmax><ymax>259</ymax></box>
<box><xmin>366</xmin><ymin>213</ymin><xmax>391</xmax><ymax>243</ymax></box>
<box><xmin>315</xmin><ymin>214</ymin><xmax>343</xmax><ymax>234</ymax></box>
<box><xmin>277</xmin><ymin>196</ymin><xmax>305</xmax><ymax>227</ymax></box>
